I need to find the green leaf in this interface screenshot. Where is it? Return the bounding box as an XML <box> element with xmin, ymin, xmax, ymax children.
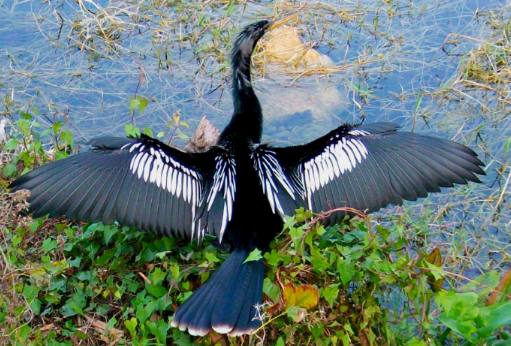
<box><xmin>171</xmin><ymin>329</ymin><xmax>195</xmax><ymax>346</ymax></box>
<box><xmin>4</xmin><ymin>138</ymin><xmax>19</xmax><ymax>150</ymax></box>
<box><xmin>289</xmin><ymin>226</ymin><xmax>304</xmax><ymax>244</ymax></box>
<box><xmin>124</xmin><ymin>123</ymin><xmax>141</xmax><ymax>138</ymax></box>
<box><xmin>136</xmin><ymin>299</ymin><xmax>157</xmax><ymax>324</ymax></box>
<box><xmin>204</xmin><ymin>252</ymin><xmax>220</xmax><ymax>263</ymax></box>
<box><xmin>337</xmin><ymin>258</ymin><xmax>356</xmax><ymax>285</ymax></box>
<box><xmin>15</xmin><ymin>324</ymin><xmax>31</xmax><ymax>342</ymax></box>
<box><xmin>265</xmin><ymin>249</ymin><xmax>289</xmax><ymax>267</ymax></box>
<box><xmin>61</xmin><ymin>289</ymin><xmax>87</xmax><ymax>317</ymax></box>
<box><xmin>19</xmin><ymin>111</ymin><xmax>32</xmax><ymax>120</ymax></box>
<box><xmin>68</xmin><ymin>257</ymin><xmax>82</xmax><ymax>268</ymax></box>
<box><xmin>23</xmin><ymin>284</ymin><xmax>41</xmax><ymax>315</ymax></box>
<box><xmin>438</xmin><ymin>315</ymin><xmax>477</xmax><ymax>342</ymax></box>
<box><xmin>42</xmin><ymin>238</ymin><xmax>57</xmax><ymax>253</ymax></box>
<box><xmin>129</xmin><ymin>95</ymin><xmax>149</xmax><ymax>113</ymax></box>
<box><xmin>102</xmin><ymin>225</ymin><xmax>117</xmax><ymax>245</ymax></box>
<box><xmin>462</xmin><ymin>270</ymin><xmax>500</xmax><ymax>296</ymax></box>
<box><xmin>146</xmin><ymin>268</ymin><xmax>167</xmax><ymax>298</ymax></box>
<box><xmin>321</xmin><ymin>285</ymin><xmax>339</xmax><ymax>307</ymax></box>
<box><xmin>425</xmin><ymin>262</ymin><xmax>445</xmax><ymax>281</ymax></box>
<box><xmin>263</xmin><ymin>277</ymin><xmax>280</xmax><ymax>302</ymax></box>
<box><xmin>60</xmin><ymin>130</ymin><xmax>74</xmax><ymax>147</ymax></box>
<box><xmin>479</xmin><ymin>301</ymin><xmax>511</xmax><ymax>336</ymax></box>
<box><xmin>155</xmin><ymin>251</ymin><xmax>172</xmax><ymax>259</ymax></box>
<box><xmin>311</xmin><ymin>247</ymin><xmax>329</xmax><ymax>272</ymax></box>
<box><xmin>75</xmin><ymin>271</ymin><xmax>92</xmax><ymax>281</ymax></box>
<box><xmin>149</xmin><ymin>268</ymin><xmax>166</xmax><ymax>286</ymax></box>
<box><xmin>244</xmin><ymin>248</ymin><xmax>263</xmax><ymax>263</ymax></box>
<box><xmin>2</xmin><ymin>163</ymin><xmax>17</xmax><ymax>177</ymax></box>
<box><xmin>142</xmin><ymin>127</ymin><xmax>153</xmax><ymax>137</ymax></box>
<box><xmin>406</xmin><ymin>338</ymin><xmax>428</xmax><ymax>346</ymax></box>
<box><xmin>147</xmin><ymin>318</ymin><xmax>170</xmax><ymax>345</ymax></box>
<box><xmin>124</xmin><ymin>317</ymin><xmax>138</xmax><ymax>339</ymax></box>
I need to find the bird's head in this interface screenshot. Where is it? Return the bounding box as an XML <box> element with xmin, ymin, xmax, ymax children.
<box><xmin>231</xmin><ymin>20</ymin><xmax>271</xmax><ymax>66</ymax></box>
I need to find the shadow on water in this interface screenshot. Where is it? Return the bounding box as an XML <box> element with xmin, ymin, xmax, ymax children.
<box><xmin>0</xmin><ymin>0</ymin><xmax>509</xmax><ymax>277</ymax></box>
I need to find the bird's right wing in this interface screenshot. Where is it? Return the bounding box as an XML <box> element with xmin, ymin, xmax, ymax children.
<box><xmin>11</xmin><ymin>135</ymin><xmax>230</xmax><ymax>242</ymax></box>
<box><xmin>268</xmin><ymin>122</ymin><xmax>484</xmax><ymax>223</ymax></box>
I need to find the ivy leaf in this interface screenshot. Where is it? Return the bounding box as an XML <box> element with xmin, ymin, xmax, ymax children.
<box><xmin>283</xmin><ymin>283</ymin><xmax>319</xmax><ymax>309</ymax></box>
<box><xmin>61</xmin><ymin>289</ymin><xmax>87</xmax><ymax>317</ymax></box>
<box><xmin>244</xmin><ymin>248</ymin><xmax>263</xmax><ymax>263</ymax></box>
<box><xmin>337</xmin><ymin>258</ymin><xmax>356</xmax><ymax>285</ymax></box>
<box><xmin>42</xmin><ymin>238</ymin><xmax>57</xmax><ymax>253</ymax></box>
<box><xmin>22</xmin><ymin>284</ymin><xmax>41</xmax><ymax>315</ymax></box>
<box><xmin>147</xmin><ymin>318</ymin><xmax>170</xmax><ymax>344</ymax></box>
<box><xmin>146</xmin><ymin>268</ymin><xmax>167</xmax><ymax>298</ymax></box>
<box><xmin>321</xmin><ymin>285</ymin><xmax>339</xmax><ymax>307</ymax></box>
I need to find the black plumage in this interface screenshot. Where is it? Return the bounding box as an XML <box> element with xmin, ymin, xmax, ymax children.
<box><xmin>10</xmin><ymin>20</ymin><xmax>484</xmax><ymax>336</ymax></box>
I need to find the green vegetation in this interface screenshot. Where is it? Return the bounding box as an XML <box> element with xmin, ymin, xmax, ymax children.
<box><xmin>0</xmin><ymin>118</ymin><xmax>510</xmax><ymax>345</ymax></box>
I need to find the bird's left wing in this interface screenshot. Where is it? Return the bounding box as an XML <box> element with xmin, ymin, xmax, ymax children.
<box><xmin>11</xmin><ymin>135</ymin><xmax>217</xmax><ymax>241</ymax></box>
<box><xmin>263</xmin><ymin>122</ymin><xmax>484</xmax><ymax>224</ymax></box>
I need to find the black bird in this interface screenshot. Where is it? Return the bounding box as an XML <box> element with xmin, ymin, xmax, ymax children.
<box><xmin>11</xmin><ymin>20</ymin><xmax>484</xmax><ymax>336</ymax></box>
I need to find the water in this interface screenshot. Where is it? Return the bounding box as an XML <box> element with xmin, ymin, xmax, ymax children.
<box><xmin>0</xmin><ymin>0</ymin><xmax>509</xmax><ymax>275</ymax></box>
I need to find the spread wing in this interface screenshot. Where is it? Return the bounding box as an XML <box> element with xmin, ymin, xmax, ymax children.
<box><xmin>11</xmin><ymin>135</ymin><xmax>218</xmax><ymax>241</ymax></box>
<box><xmin>262</xmin><ymin>122</ymin><xmax>484</xmax><ymax>223</ymax></box>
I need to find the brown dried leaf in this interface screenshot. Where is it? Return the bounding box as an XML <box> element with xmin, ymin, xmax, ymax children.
<box><xmin>84</xmin><ymin>315</ymin><xmax>124</xmax><ymax>345</ymax></box>
<box><xmin>426</xmin><ymin>247</ymin><xmax>442</xmax><ymax>267</ymax></box>
<box><xmin>425</xmin><ymin>247</ymin><xmax>444</xmax><ymax>292</ymax></box>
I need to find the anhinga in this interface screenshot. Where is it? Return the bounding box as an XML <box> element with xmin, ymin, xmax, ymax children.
<box><xmin>11</xmin><ymin>20</ymin><xmax>484</xmax><ymax>336</ymax></box>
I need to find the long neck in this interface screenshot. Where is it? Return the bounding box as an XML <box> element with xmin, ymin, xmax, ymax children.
<box><xmin>220</xmin><ymin>43</ymin><xmax>263</xmax><ymax>144</ymax></box>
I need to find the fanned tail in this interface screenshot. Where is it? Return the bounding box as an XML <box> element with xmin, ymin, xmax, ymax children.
<box><xmin>171</xmin><ymin>249</ymin><xmax>264</xmax><ymax>336</ymax></box>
